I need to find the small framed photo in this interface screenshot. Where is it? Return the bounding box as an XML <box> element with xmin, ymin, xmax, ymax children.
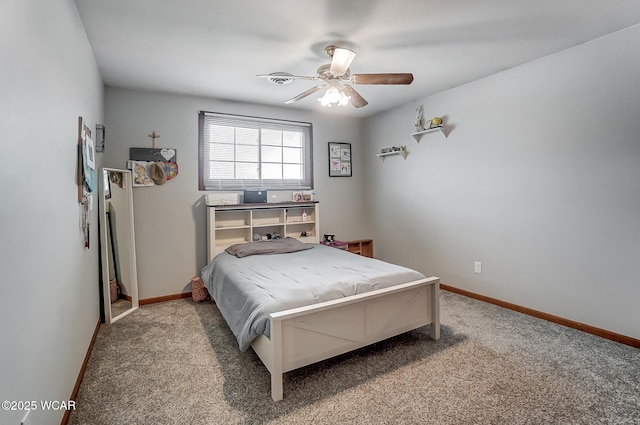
<box><xmin>292</xmin><ymin>190</ymin><xmax>314</xmax><ymax>201</ymax></box>
<box><xmin>84</xmin><ymin>135</ymin><xmax>96</xmax><ymax>170</ymax></box>
<box><xmin>127</xmin><ymin>160</ymin><xmax>154</xmax><ymax>187</ymax></box>
<box><xmin>328</xmin><ymin>142</ymin><xmax>352</xmax><ymax>177</ymax></box>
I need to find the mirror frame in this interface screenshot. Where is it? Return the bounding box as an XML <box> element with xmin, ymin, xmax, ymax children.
<box><xmin>99</xmin><ymin>167</ymin><xmax>139</xmax><ymax>323</ymax></box>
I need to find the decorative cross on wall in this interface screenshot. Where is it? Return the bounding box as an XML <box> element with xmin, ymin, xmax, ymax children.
<box><xmin>148</xmin><ymin>131</ymin><xmax>161</xmax><ymax>148</ymax></box>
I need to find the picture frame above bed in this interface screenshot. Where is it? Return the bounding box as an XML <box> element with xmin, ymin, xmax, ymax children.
<box><xmin>328</xmin><ymin>142</ymin><xmax>352</xmax><ymax>177</ymax></box>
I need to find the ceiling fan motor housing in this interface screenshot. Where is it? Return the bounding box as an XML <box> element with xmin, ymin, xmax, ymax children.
<box><xmin>317</xmin><ymin>63</ymin><xmax>350</xmax><ymax>79</ymax></box>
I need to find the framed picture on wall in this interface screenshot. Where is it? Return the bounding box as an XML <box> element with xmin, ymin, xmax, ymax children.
<box><xmin>328</xmin><ymin>142</ymin><xmax>352</xmax><ymax>177</ymax></box>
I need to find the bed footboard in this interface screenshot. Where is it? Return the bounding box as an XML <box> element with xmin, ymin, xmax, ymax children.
<box><xmin>251</xmin><ymin>276</ymin><xmax>440</xmax><ymax>401</ymax></box>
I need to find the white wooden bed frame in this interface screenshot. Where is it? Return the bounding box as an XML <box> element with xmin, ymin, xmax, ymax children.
<box><xmin>206</xmin><ymin>203</ymin><xmax>440</xmax><ymax>401</ymax></box>
<box><xmin>250</xmin><ymin>276</ymin><xmax>440</xmax><ymax>401</ymax></box>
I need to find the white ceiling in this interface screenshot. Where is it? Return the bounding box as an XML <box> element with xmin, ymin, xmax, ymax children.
<box><xmin>75</xmin><ymin>0</ymin><xmax>640</xmax><ymax>117</ymax></box>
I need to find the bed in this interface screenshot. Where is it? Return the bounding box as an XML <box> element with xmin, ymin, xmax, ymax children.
<box><xmin>201</xmin><ymin>238</ymin><xmax>440</xmax><ymax>401</ymax></box>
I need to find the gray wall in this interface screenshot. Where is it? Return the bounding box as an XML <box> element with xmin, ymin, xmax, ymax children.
<box><xmin>0</xmin><ymin>1</ymin><xmax>104</xmax><ymax>424</ymax></box>
<box><xmin>103</xmin><ymin>88</ymin><xmax>369</xmax><ymax>299</ymax></box>
<box><xmin>363</xmin><ymin>24</ymin><xmax>640</xmax><ymax>340</ymax></box>
<box><xmin>1</xmin><ymin>8</ymin><xmax>637</xmax><ymax>424</ymax></box>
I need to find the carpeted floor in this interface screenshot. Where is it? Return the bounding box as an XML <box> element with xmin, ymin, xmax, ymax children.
<box><xmin>110</xmin><ymin>299</ymin><xmax>132</xmax><ymax>318</ymax></box>
<box><xmin>68</xmin><ymin>291</ymin><xmax>640</xmax><ymax>424</ymax></box>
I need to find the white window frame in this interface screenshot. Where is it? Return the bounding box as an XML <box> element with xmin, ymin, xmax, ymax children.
<box><xmin>198</xmin><ymin>111</ymin><xmax>313</xmax><ymax>191</ymax></box>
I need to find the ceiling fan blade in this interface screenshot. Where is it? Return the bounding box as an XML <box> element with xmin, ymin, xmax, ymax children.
<box><xmin>329</xmin><ymin>47</ymin><xmax>356</xmax><ymax>77</ymax></box>
<box><xmin>341</xmin><ymin>85</ymin><xmax>368</xmax><ymax>108</ymax></box>
<box><xmin>257</xmin><ymin>73</ymin><xmax>319</xmax><ymax>81</ymax></box>
<box><xmin>350</xmin><ymin>73</ymin><xmax>414</xmax><ymax>85</ymax></box>
<box><xmin>284</xmin><ymin>85</ymin><xmax>325</xmax><ymax>104</ymax></box>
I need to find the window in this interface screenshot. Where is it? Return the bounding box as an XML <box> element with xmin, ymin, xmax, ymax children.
<box><xmin>199</xmin><ymin>111</ymin><xmax>313</xmax><ymax>191</ymax></box>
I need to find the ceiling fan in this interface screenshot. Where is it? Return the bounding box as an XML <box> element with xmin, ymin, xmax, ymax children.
<box><xmin>257</xmin><ymin>45</ymin><xmax>414</xmax><ymax>108</ymax></box>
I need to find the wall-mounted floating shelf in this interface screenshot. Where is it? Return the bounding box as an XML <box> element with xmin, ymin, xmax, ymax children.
<box><xmin>411</xmin><ymin>126</ymin><xmax>447</xmax><ymax>143</ymax></box>
<box><xmin>376</xmin><ymin>146</ymin><xmax>407</xmax><ymax>160</ymax></box>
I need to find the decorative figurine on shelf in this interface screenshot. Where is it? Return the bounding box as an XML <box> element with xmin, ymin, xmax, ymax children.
<box><xmin>429</xmin><ymin>116</ymin><xmax>443</xmax><ymax>129</ymax></box>
<box><xmin>414</xmin><ymin>106</ymin><xmax>426</xmax><ymax>132</ymax></box>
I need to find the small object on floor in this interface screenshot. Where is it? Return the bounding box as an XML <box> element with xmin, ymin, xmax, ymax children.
<box><xmin>191</xmin><ymin>276</ymin><xmax>210</xmax><ymax>302</ymax></box>
<box><xmin>109</xmin><ymin>279</ymin><xmax>120</xmax><ymax>304</ymax></box>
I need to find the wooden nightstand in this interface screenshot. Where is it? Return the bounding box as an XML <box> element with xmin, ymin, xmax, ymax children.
<box><xmin>345</xmin><ymin>239</ymin><xmax>373</xmax><ymax>258</ymax></box>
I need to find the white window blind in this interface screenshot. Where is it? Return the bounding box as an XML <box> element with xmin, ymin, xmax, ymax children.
<box><xmin>199</xmin><ymin>111</ymin><xmax>313</xmax><ymax>191</ymax></box>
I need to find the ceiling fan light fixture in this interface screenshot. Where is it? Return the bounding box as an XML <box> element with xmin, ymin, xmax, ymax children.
<box><xmin>318</xmin><ymin>86</ymin><xmax>350</xmax><ymax>107</ymax></box>
<box><xmin>329</xmin><ymin>47</ymin><xmax>356</xmax><ymax>76</ymax></box>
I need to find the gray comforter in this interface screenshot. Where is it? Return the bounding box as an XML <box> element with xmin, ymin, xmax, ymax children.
<box><xmin>200</xmin><ymin>243</ymin><xmax>425</xmax><ymax>351</ymax></box>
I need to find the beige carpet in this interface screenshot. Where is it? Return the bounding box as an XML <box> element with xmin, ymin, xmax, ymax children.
<box><xmin>68</xmin><ymin>291</ymin><xmax>640</xmax><ymax>424</ymax></box>
<box><xmin>109</xmin><ymin>298</ymin><xmax>132</xmax><ymax>318</ymax></box>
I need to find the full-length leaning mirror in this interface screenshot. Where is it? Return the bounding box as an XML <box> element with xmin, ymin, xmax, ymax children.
<box><xmin>99</xmin><ymin>168</ymin><xmax>139</xmax><ymax>324</ymax></box>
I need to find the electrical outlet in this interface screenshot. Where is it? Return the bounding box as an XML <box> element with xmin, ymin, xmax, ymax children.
<box><xmin>474</xmin><ymin>261</ymin><xmax>482</xmax><ymax>274</ymax></box>
<box><xmin>21</xmin><ymin>410</ymin><xmax>32</xmax><ymax>425</ymax></box>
